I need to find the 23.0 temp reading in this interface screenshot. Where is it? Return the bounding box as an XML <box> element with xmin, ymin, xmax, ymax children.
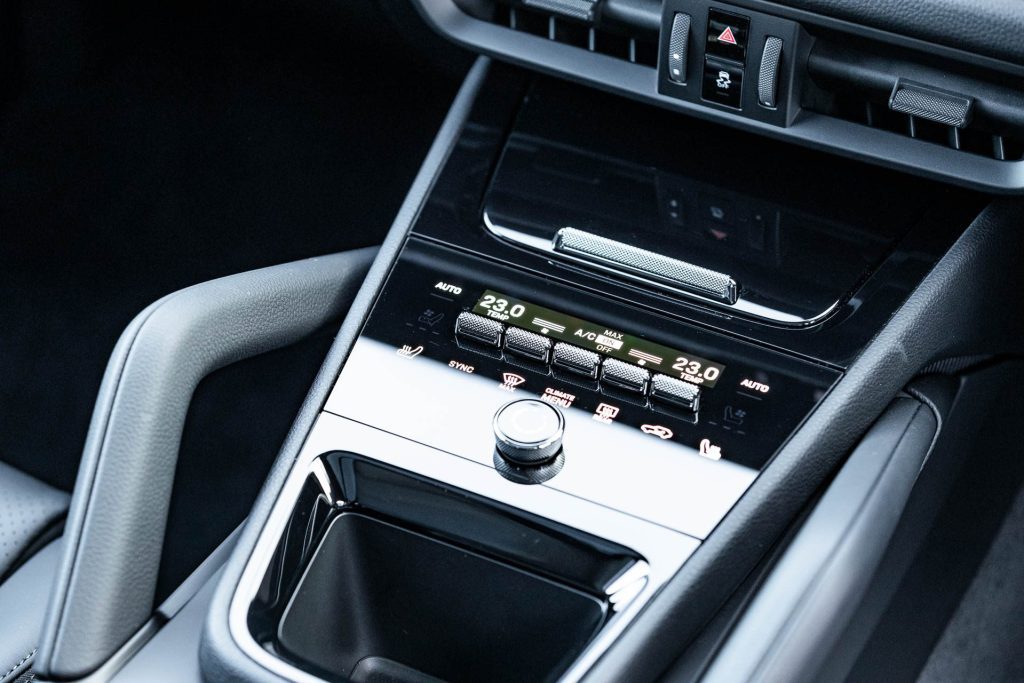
<box><xmin>673</xmin><ymin>357</ymin><xmax>721</xmax><ymax>383</ymax></box>
<box><xmin>478</xmin><ymin>294</ymin><xmax>525</xmax><ymax>320</ymax></box>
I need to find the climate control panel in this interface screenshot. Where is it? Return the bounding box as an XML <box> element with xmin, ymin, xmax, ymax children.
<box><xmin>328</xmin><ymin>239</ymin><xmax>837</xmax><ymax>473</ymax></box>
<box><xmin>324</xmin><ymin>239</ymin><xmax>838</xmax><ymax>535</ymax></box>
<box><xmin>456</xmin><ymin>311</ymin><xmax>702</xmax><ymax>414</ymax></box>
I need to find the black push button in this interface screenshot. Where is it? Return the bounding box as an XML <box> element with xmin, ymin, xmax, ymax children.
<box><xmin>455</xmin><ymin>312</ymin><xmax>504</xmax><ymax>348</ymax></box>
<box><xmin>600</xmin><ymin>358</ymin><xmax>651</xmax><ymax>395</ymax></box>
<box><xmin>552</xmin><ymin>342</ymin><xmax>601</xmax><ymax>379</ymax></box>
<box><xmin>504</xmin><ymin>327</ymin><xmax>553</xmax><ymax>363</ymax></box>
<box><xmin>706</xmin><ymin>9</ymin><xmax>749</xmax><ymax>62</ymax></box>
<box><xmin>702</xmin><ymin>59</ymin><xmax>743</xmax><ymax>109</ymax></box>
<box><xmin>651</xmin><ymin>374</ymin><xmax>701</xmax><ymax>413</ymax></box>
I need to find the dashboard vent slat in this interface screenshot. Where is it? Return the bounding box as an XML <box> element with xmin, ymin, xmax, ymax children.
<box><xmin>807</xmin><ymin>92</ymin><xmax>1024</xmax><ymax>162</ymax></box>
<box><xmin>805</xmin><ymin>42</ymin><xmax>1024</xmax><ymax>162</ymax></box>
<box><xmin>497</xmin><ymin>3</ymin><xmax>657</xmax><ymax>67</ymax></box>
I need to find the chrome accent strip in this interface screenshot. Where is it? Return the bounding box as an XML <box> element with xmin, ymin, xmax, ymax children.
<box><xmin>554</xmin><ymin>227</ymin><xmax>739</xmax><ymax>304</ymax></box>
<box><xmin>605</xmin><ymin>560</ymin><xmax>651</xmax><ymax>612</ymax></box>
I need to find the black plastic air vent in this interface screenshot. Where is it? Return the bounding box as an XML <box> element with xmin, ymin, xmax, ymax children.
<box><xmin>808</xmin><ymin>91</ymin><xmax>1024</xmax><ymax>162</ymax></box>
<box><xmin>804</xmin><ymin>40</ymin><xmax>1024</xmax><ymax>162</ymax></box>
<box><xmin>418</xmin><ymin>0</ymin><xmax>1024</xmax><ymax>190</ymax></box>
<box><xmin>456</xmin><ymin>0</ymin><xmax>659</xmax><ymax>67</ymax></box>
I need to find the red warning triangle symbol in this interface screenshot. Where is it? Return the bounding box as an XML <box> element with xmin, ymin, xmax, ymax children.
<box><xmin>717</xmin><ymin>26</ymin><xmax>738</xmax><ymax>45</ymax></box>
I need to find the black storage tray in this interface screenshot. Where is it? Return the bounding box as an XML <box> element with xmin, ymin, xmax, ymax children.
<box><xmin>278</xmin><ymin>512</ymin><xmax>606</xmax><ymax>683</ymax></box>
<box><xmin>247</xmin><ymin>454</ymin><xmax>640</xmax><ymax>683</ymax></box>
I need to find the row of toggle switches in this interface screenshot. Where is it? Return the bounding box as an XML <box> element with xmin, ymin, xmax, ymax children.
<box><xmin>455</xmin><ymin>312</ymin><xmax>701</xmax><ymax>413</ymax></box>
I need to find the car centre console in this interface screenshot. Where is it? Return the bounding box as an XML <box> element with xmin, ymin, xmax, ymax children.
<box><xmin>221</xmin><ymin>62</ymin><xmax>982</xmax><ymax>683</ymax></box>
<box><xmin>413</xmin><ymin>0</ymin><xmax>1024</xmax><ymax>191</ymax></box>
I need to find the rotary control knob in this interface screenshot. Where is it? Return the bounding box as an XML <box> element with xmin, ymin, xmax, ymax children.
<box><xmin>493</xmin><ymin>399</ymin><xmax>565</xmax><ymax>466</ymax></box>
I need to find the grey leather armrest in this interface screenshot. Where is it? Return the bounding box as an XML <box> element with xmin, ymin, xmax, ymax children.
<box><xmin>34</xmin><ymin>248</ymin><xmax>376</xmax><ymax>680</ymax></box>
<box><xmin>700</xmin><ymin>396</ymin><xmax>938</xmax><ymax>683</ymax></box>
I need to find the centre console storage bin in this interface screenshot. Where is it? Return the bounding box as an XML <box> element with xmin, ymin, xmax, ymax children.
<box><xmin>278</xmin><ymin>513</ymin><xmax>605</xmax><ymax>682</ymax></box>
<box><xmin>246</xmin><ymin>454</ymin><xmax>641</xmax><ymax>683</ymax></box>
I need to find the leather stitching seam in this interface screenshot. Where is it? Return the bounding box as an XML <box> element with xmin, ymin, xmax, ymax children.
<box><xmin>2</xmin><ymin>648</ymin><xmax>36</xmax><ymax>682</ymax></box>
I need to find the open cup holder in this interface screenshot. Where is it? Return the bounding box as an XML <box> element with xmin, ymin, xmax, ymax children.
<box><xmin>245</xmin><ymin>453</ymin><xmax>645</xmax><ymax>683</ymax></box>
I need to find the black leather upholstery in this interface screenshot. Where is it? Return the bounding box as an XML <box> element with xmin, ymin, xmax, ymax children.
<box><xmin>0</xmin><ymin>460</ymin><xmax>68</xmax><ymax>683</ymax></box>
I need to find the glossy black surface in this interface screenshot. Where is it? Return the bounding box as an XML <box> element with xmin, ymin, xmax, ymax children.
<box><xmin>413</xmin><ymin>63</ymin><xmax>984</xmax><ymax>367</ymax></box>
<box><xmin>349</xmin><ymin>239</ymin><xmax>837</xmax><ymax>472</ymax></box>
<box><xmin>482</xmin><ymin>104</ymin><xmax>923</xmax><ymax>323</ymax></box>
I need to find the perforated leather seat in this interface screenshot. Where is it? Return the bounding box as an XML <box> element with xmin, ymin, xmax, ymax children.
<box><xmin>0</xmin><ymin>461</ymin><xmax>69</xmax><ymax>683</ymax></box>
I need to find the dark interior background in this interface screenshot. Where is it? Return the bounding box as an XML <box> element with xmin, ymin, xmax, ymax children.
<box><xmin>2</xmin><ymin>0</ymin><xmax>1021</xmax><ymax>677</ymax></box>
<box><xmin>0</xmin><ymin>0</ymin><xmax>469</xmax><ymax>597</ymax></box>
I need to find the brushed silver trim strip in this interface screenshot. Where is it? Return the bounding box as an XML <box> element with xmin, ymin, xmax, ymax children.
<box><xmin>554</xmin><ymin>227</ymin><xmax>739</xmax><ymax>304</ymax></box>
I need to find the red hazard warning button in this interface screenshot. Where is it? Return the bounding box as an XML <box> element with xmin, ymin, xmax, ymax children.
<box><xmin>706</xmin><ymin>9</ymin><xmax>749</xmax><ymax>61</ymax></box>
<box><xmin>717</xmin><ymin>26</ymin><xmax>738</xmax><ymax>45</ymax></box>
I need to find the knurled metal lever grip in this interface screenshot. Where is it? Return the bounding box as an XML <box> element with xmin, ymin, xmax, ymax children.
<box><xmin>523</xmin><ymin>0</ymin><xmax>598</xmax><ymax>21</ymax></box>
<box><xmin>889</xmin><ymin>80</ymin><xmax>973</xmax><ymax>128</ymax></box>
<box><xmin>668</xmin><ymin>13</ymin><xmax>692</xmax><ymax>83</ymax></box>
<box><xmin>758</xmin><ymin>36</ymin><xmax>783</xmax><ymax>107</ymax></box>
<box><xmin>553</xmin><ymin>227</ymin><xmax>739</xmax><ymax>304</ymax></box>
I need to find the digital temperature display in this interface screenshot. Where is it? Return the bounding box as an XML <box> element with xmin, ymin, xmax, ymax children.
<box><xmin>472</xmin><ymin>290</ymin><xmax>727</xmax><ymax>388</ymax></box>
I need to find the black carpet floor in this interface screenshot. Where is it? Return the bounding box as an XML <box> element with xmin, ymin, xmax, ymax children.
<box><xmin>0</xmin><ymin>0</ymin><xmax>468</xmax><ymax>594</ymax></box>
<box><xmin>917</xmin><ymin>483</ymin><xmax>1024</xmax><ymax>683</ymax></box>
